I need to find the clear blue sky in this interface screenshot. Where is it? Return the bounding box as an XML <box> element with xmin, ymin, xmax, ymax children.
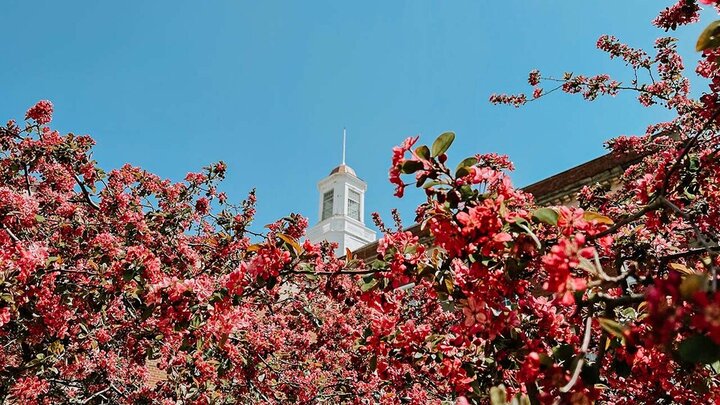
<box><xmin>0</xmin><ymin>1</ymin><xmax>713</xmax><ymax>230</ymax></box>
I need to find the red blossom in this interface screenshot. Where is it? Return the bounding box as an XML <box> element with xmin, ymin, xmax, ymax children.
<box><xmin>389</xmin><ymin>135</ymin><xmax>419</xmax><ymax>197</ymax></box>
<box><xmin>489</xmin><ymin>92</ymin><xmax>527</xmax><ymax>107</ymax></box>
<box><xmin>25</xmin><ymin>100</ymin><xmax>54</xmax><ymax>125</ymax></box>
<box><xmin>0</xmin><ymin>307</ymin><xmax>10</xmax><ymax>327</ymax></box>
<box><xmin>528</xmin><ymin>69</ymin><xmax>541</xmax><ymax>86</ymax></box>
<box><xmin>653</xmin><ymin>0</ymin><xmax>700</xmax><ymax>31</ymax></box>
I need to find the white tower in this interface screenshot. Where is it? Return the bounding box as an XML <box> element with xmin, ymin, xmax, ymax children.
<box><xmin>306</xmin><ymin>129</ymin><xmax>376</xmax><ymax>256</ymax></box>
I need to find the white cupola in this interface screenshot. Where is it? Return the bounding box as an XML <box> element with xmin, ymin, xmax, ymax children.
<box><xmin>306</xmin><ymin>130</ymin><xmax>376</xmax><ymax>256</ymax></box>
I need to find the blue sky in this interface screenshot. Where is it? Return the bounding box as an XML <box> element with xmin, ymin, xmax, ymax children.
<box><xmin>0</xmin><ymin>1</ymin><xmax>715</xmax><ymax>230</ymax></box>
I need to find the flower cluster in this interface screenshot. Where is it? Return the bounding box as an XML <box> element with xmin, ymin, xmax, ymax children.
<box><xmin>653</xmin><ymin>0</ymin><xmax>700</xmax><ymax>31</ymax></box>
<box><xmin>24</xmin><ymin>100</ymin><xmax>53</xmax><ymax>125</ymax></box>
<box><xmin>597</xmin><ymin>35</ymin><xmax>651</xmax><ymax>69</ymax></box>
<box><xmin>389</xmin><ymin>135</ymin><xmax>419</xmax><ymax>197</ymax></box>
<box><xmin>489</xmin><ymin>92</ymin><xmax>527</xmax><ymax>107</ymax></box>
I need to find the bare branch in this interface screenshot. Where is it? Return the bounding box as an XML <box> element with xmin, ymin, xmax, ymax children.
<box><xmin>560</xmin><ymin>316</ymin><xmax>593</xmax><ymax>393</ymax></box>
<box><xmin>1</xmin><ymin>223</ymin><xmax>20</xmax><ymax>243</ymax></box>
<box><xmin>23</xmin><ymin>164</ymin><xmax>32</xmax><ymax>197</ymax></box>
<box><xmin>70</xmin><ymin>172</ymin><xmax>100</xmax><ymax>211</ymax></box>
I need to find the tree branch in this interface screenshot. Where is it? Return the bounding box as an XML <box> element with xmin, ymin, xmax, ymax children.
<box><xmin>23</xmin><ymin>164</ymin><xmax>32</xmax><ymax>197</ymax></box>
<box><xmin>1</xmin><ymin>223</ymin><xmax>20</xmax><ymax>243</ymax></box>
<box><xmin>70</xmin><ymin>172</ymin><xmax>99</xmax><ymax>211</ymax></box>
<box><xmin>581</xmin><ymin>293</ymin><xmax>645</xmax><ymax>307</ymax></box>
<box><xmin>659</xmin><ymin>196</ymin><xmax>719</xmax><ymax>290</ymax></box>
<box><xmin>658</xmin><ymin>107</ymin><xmax>720</xmax><ymax>196</ymax></box>
<box><xmin>589</xmin><ymin>199</ymin><xmax>661</xmax><ymax>241</ymax></box>
<box><xmin>284</xmin><ymin>268</ymin><xmax>389</xmax><ymax>276</ymax></box>
<box><xmin>560</xmin><ymin>316</ymin><xmax>593</xmax><ymax>393</ymax></box>
<box><xmin>658</xmin><ymin>246</ymin><xmax>720</xmax><ymax>263</ymax></box>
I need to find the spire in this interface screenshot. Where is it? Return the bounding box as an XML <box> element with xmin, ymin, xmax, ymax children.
<box><xmin>306</xmin><ymin>133</ymin><xmax>376</xmax><ymax>255</ymax></box>
<box><xmin>342</xmin><ymin>127</ymin><xmax>347</xmax><ymax>165</ymax></box>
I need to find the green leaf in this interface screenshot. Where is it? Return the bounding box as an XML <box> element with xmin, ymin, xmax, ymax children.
<box><xmin>141</xmin><ymin>306</ymin><xmax>155</xmax><ymax>320</ymax></box>
<box><xmin>422</xmin><ymin>180</ymin><xmax>446</xmax><ymax>189</ymax></box>
<box><xmin>401</xmin><ymin>160</ymin><xmax>424</xmax><ymax>174</ymax></box>
<box><xmin>553</xmin><ymin>344</ymin><xmax>575</xmax><ymax>363</ymax></box>
<box><xmin>678</xmin><ymin>334</ymin><xmax>720</xmax><ymax>364</ymax></box>
<box><xmin>431</xmin><ymin>131</ymin><xmax>455</xmax><ymax>157</ymax></box>
<box><xmin>444</xmin><ymin>277</ymin><xmax>454</xmax><ymax>294</ymax></box>
<box><xmin>360</xmin><ymin>279</ymin><xmax>379</xmax><ymax>292</ymax></box>
<box><xmin>490</xmin><ymin>385</ymin><xmax>507</xmax><ymax>405</ymax></box>
<box><xmin>531</xmin><ymin>207</ymin><xmax>559</xmax><ymax>226</ymax></box>
<box><xmin>669</xmin><ymin>262</ymin><xmax>696</xmax><ymax>276</ymax></box>
<box><xmin>45</xmin><ymin>256</ymin><xmax>60</xmax><ymax>266</ymax></box>
<box><xmin>455</xmin><ymin>156</ymin><xmax>478</xmax><ymax>173</ymax></box>
<box><xmin>48</xmin><ymin>340</ymin><xmax>64</xmax><ymax>355</ymax></box>
<box><xmin>415</xmin><ymin>145</ymin><xmax>430</xmax><ymax>160</ymax></box>
<box><xmin>122</xmin><ymin>269</ymin><xmax>135</xmax><ymax>282</ymax></box>
<box><xmin>680</xmin><ymin>274</ymin><xmax>708</xmax><ymax>298</ymax></box>
<box><xmin>439</xmin><ymin>299</ymin><xmax>455</xmax><ymax>312</ymax></box>
<box><xmin>688</xmin><ymin>154</ymin><xmax>700</xmax><ymax>172</ymax></box>
<box><xmin>277</xmin><ymin>233</ymin><xmax>302</xmax><ymax>255</ymax></box>
<box><xmin>368</xmin><ymin>355</ymin><xmax>378</xmax><ymax>371</ymax></box>
<box><xmin>455</xmin><ymin>166</ymin><xmax>471</xmax><ymax>178</ymax></box>
<box><xmin>598</xmin><ymin>318</ymin><xmax>626</xmax><ymax>339</ymax></box>
<box><xmin>258</xmin><ymin>275</ymin><xmax>277</xmax><ymax>290</ymax></box>
<box><xmin>583</xmin><ymin>211</ymin><xmax>614</xmax><ymax>225</ymax></box>
<box><xmin>34</xmin><ymin>214</ymin><xmax>45</xmax><ymax>223</ymax></box>
<box><xmin>459</xmin><ymin>185</ymin><xmax>474</xmax><ymax>199</ymax></box>
<box><xmin>697</xmin><ymin>20</ymin><xmax>720</xmax><ymax>52</ymax></box>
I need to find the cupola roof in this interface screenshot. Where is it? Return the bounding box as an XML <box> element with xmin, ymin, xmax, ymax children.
<box><xmin>329</xmin><ymin>164</ymin><xmax>356</xmax><ymax>176</ymax></box>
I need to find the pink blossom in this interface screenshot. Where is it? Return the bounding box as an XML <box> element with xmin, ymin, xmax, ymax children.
<box><xmin>25</xmin><ymin>100</ymin><xmax>53</xmax><ymax>125</ymax></box>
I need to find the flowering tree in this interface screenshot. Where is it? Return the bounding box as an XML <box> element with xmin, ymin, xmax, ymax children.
<box><xmin>365</xmin><ymin>0</ymin><xmax>720</xmax><ymax>402</ymax></box>
<box><xmin>4</xmin><ymin>1</ymin><xmax>720</xmax><ymax>404</ymax></box>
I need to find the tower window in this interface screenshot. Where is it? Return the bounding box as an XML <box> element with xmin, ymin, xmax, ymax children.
<box><xmin>347</xmin><ymin>189</ymin><xmax>360</xmax><ymax>221</ymax></box>
<box><xmin>322</xmin><ymin>190</ymin><xmax>334</xmax><ymax>220</ymax></box>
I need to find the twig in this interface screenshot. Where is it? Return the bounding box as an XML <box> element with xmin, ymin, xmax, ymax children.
<box><xmin>581</xmin><ymin>293</ymin><xmax>644</xmax><ymax>307</ymax></box>
<box><xmin>23</xmin><ymin>164</ymin><xmax>32</xmax><ymax>197</ymax></box>
<box><xmin>109</xmin><ymin>383</ymin><xmax>125</xmax><ymax>397</ymax></box>
<box><xmin>595</xmin><ymin>302</ymin><xmax>613</xmax><ymax>373</ymax></box>
<box><xmin>560</xmin><ymin>316</ymin><xmax>593</xmax><ymax>393</ymax></box>
<box><xmin>81</xmin><ymin>386</ymin><xmax>112</xmax><ymax>404</ymax></box>
<box><xmin>45</xmin><ymin>268</ymin><xmax>98</xmax><ymax>276</ymax></box>
<box><xmin>589</xmin><ymin>200</ymin><xmax>661</xmax><ymax>240</ymax></box>
<box><xmin>659</xmin><ymin>196</ymin><xmax>719</xmax><ymax>290</ymax></box>
<box><xmin>70</xmin><ymin>172</ymin><xmax>100</xmax><ymax>210</ymax></box>
<box><xmin>1</xmin><ymin>223</ymin><xmax>20</xmax><ymax>242</ymax></box>
<box><xmin>284</xmin><ymin>268</ymin><xmax>389</xmax><ymax>276</ymax></box>
<box><xmin>658</xmin><ymin>107</ymin><xmax>720</xmax><ymax>196</ymax></box>
<box><xmin>593</xmin><ymin>251</ymin><xmax>629</xmax><ymax>282</ymax></box>
<box><xmin>540</xmin><ymin>77</ymin><xmax>671</xmax><ymax>100</ymax></box>
<box><xmin>658</xmin><ymin>246</ymin><xmax>720</xmax><ymax>263</ymax></box>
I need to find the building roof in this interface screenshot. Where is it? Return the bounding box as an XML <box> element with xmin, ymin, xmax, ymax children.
<box><xmin>329</xmin><ymin>164</ymin><xmax>356</xmax><ymax>176</ymax></box>
<box><xmin>522</xmin><ymin>151</ymin><xmax>641</xmax><ymax>206</ymax></box>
